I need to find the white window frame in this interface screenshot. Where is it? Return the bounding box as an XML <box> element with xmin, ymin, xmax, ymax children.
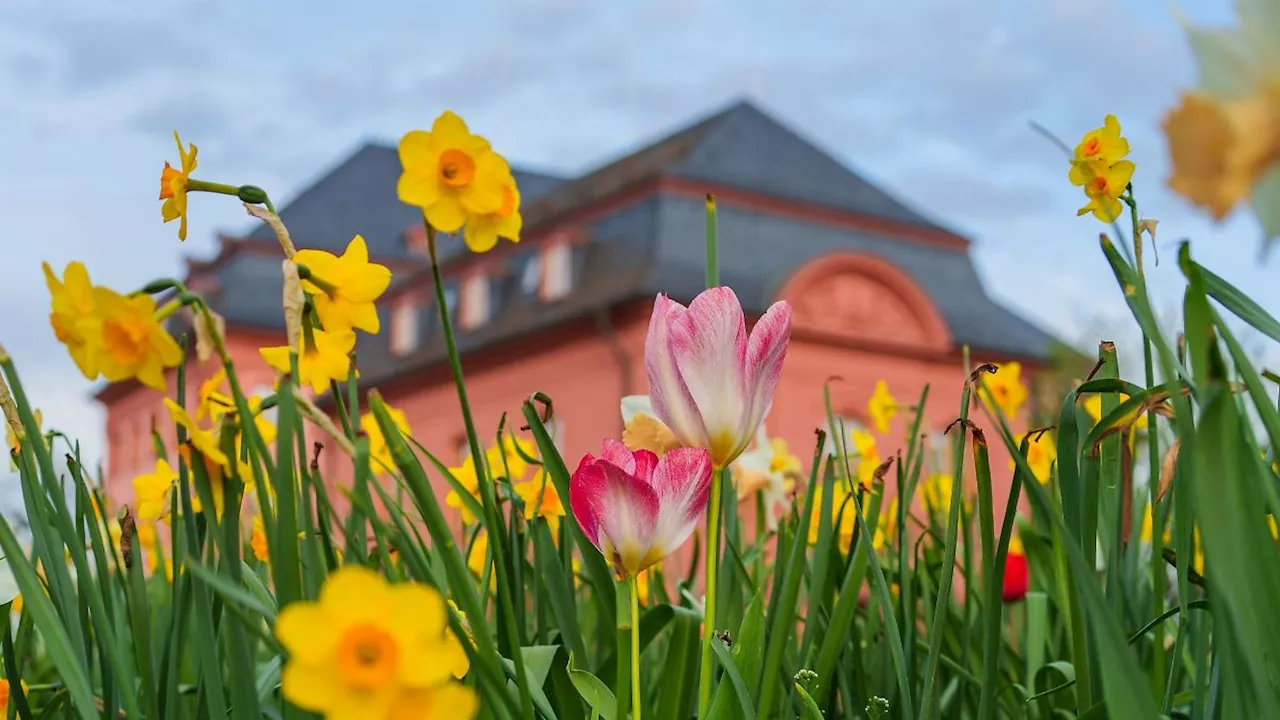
<box><xmin>390</xmin><ymin>299</ymin><xmax>419</xmax><ymax>356</ymax></box>
<box><xmin>542</xmin><ymin>242</ymin><xmax>572</xmax><ymax>301</ymax></box>
<box><xmin>460</xmin><ymin>274</ymin><xmax>490</xmax><ymax>330</ymax></box>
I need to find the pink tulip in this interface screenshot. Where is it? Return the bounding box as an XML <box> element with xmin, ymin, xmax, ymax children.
<box><xmin>570</xmin><ymin>439</ymin><xmax>714</xmax><ymax>578</ymax></box>
<box><xmin>645</xmin><ymin>286</ymin><xmax>792</xmax><ymax>468</ymax></box>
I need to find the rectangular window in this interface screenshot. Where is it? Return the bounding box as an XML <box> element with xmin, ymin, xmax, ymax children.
<box><xmin>460</xmin><ymin>274</ymin><xmax>490</xmax><ymax>330</ymax></box>
<box><xmin>542</xmin><ymin>243</ymin><xmax>572</xmax><ymax>301</ymax></box>
<box><xmin>390</xmin><ymin>300</ymin><xmax>419</xmax><ymax>356</ymax></box>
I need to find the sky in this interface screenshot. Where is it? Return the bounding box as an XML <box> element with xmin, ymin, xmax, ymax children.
<box><xmin>0</xmin><ymin>0</ymin><xmax>1270</xmax><ymax>478</ymax></box>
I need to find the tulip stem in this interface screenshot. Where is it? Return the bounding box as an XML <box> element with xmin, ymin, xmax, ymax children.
<box><xmin>630</xmin><ymin>575</ymin><xmax>642</xmax><ymax>720</ymax></box>
<box><xmin>704</xmin><ymin>194</ymin><xmax>719</xmax><ymax>287</ymax></box>
<box><xmin>697</xmin><ymin>467</ymin><xmax>725</xmax><ymax>715</ymax></box>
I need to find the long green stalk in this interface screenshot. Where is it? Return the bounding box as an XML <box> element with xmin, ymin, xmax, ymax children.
<box><xmin>697</xmin><ymin>193</ymin><xmax>722</xmax><ymax>717</ymax></box>
<box><xmin>631</xmin><ymin>576</ymin><xmax>643</xmax><ymax>720</ymax></box>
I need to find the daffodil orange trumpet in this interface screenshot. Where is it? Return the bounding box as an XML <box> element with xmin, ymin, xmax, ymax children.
<box><xmin>644</xmin><ymin>286</ymin><xmax>792</xmax><ymax>469</ymax></box>
<box><xmin>570</xmin><ymin>439</ymin><xmax>713</xmax><ymax>579</ymax></box>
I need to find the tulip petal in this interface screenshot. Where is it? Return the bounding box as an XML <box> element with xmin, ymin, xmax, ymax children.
<box><xmin>741</xmin><ymin>300</ymin><xmax>792</xmax><ymax>452</ymax></box>
<box><xmin>570</xmin><ymin>455</ymin><xmax>660</xmax><ymax>575</ymax></box>
<box><xmin>670</xmin><ymin>287</ymin><xmax>749</xmax><ymax>464</ymax></box>
<box><xmin>646</xmin><ymin>447</ymin><xmax>713</xmax><ymax>557</ymax></box>
<box><xmin>600</xmin><ymin>438</ymin><xmax>636</xmax><ymax>473</ymax></box>
<box><xmin>645</xmin><ymin>295</ymin><xmax>708</xmax><ymax>449</ymax></box>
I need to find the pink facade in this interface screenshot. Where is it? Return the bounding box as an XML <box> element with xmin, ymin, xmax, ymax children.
<box><xmin>99</xmin><ymin>243</ymin><xmax>1044</xmax><ymax>582</ymax></box>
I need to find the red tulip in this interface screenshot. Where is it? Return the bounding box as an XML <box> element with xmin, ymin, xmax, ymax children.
<box><xmin>1003</xmin><ymin>542</ymin><xmax>1029</xmax><ymax>603</ymax></box>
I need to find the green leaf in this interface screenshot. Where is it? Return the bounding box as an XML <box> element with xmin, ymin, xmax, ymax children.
<box><xmin>710</xmin><ymin>637</ymin><xmax>757</xmax><ymax>720</ymax></box>
<box><xmin>569</xmin><ymin>658</ymin><xmax>617</xmax><ymax>720</ymax></box>
<box><xmin>794</xmin><ymin>683</ymin><xmax>825</xmax><ymax>720</ymax></box>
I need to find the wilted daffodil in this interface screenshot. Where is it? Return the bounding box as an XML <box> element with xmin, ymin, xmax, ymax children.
<box><xmin>275</xmin><ymin>565</ymin><xmax>477</xmax><ymax>719</ymax></box>
<box><xmin>360</xmin><ymin>403</ymin><xmax>411</xmax><ymax>475</ymax></box>
<box><xmin>295</xmin><ymin>235</ymin><xmax>392</xmax><ymax>335</ymax></box>
<box><xmin>1163</xmin><ymin>0</ymin><xmax>1280</xmax><ymax>247</ymax></box>
<box><xmin>397</xmin><ymin>111</ymin><xmax>509</xmax><ymax>236</ymax></box>
<box><xmin>644</xmin><ymin>286</ymin><xmax>792</xmax><ymax>469</ymax></box>
<box><xmin>570</xmin><ymin>439</ymin><xmax>713</xmax><ymax>578</ymax></box>
<box><xmin>1068</xmin><ymin>115</ymin><xmax>1136</xmax><ymax>223</ymax></box>
<box><xmin>94</xmin><ymin>288</ymin><xmax>183</xmax><ymax>391</ymax></box>
<box><xmin>43</xmin><ymin>261</ymin><xmax>101</xmax><ymax>380</ymax></box>
<box><xmin>259</xmin><ymin>326</ymin><xmax>356</xmax><ymax>395</ymax></box>
<box><xmin>160</xmin><ymin>132</ymin><xmax>198</xmax><ymax>242</ymax></box>
<box><xmin>463</xmin><ymin>159</ymin><xmax>523</xmax><ymax>253</ymax></box>
<box><xmin>1012</xmin><ymin>430</ymin><xmax>1056</xmax><ymax>484</ymax></box>
<box><xmin>867</xmin><ymin>380</ymin><xmax>898</xmax><ymax>434</ymax></box>
<box><xmin>979</xmin><ymin>361</ymin><xmax>1028</xmax><ymax>422</ymax></box>
<box><xmin>731</xmin><ymin>424</ymin><xmax>802</xmax><ymax>530</ymax></box>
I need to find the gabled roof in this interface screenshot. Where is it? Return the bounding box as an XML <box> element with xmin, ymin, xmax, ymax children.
<box><xmin>172</xmin><ymin>98</ymin><xmax>1055</xmax><ymax>397</ymax></box>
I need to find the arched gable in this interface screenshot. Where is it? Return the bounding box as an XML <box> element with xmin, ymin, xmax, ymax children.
<box><xmin>777</xmin><ymin>252</ymin><xmax>952</xmax><ymax>356</ymax></box>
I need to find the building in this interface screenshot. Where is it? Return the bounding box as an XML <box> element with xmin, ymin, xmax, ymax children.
<box><xmin>97</xmin><ymin>99</ymin><xmax>1056</xmax><ymax>531</ymax></box>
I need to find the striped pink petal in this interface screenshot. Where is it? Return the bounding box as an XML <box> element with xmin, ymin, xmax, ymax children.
<box><xmin>644</xmin><ymin>447</ymin><xmax>714</xmax><ymax>557</ymax></box>
<box><xmin>741</xmin><ymin>300</ymin><xmax>792</xmax><ymax>450</ymax></box>
<box><xmin>569</xmin><ymin>453</ymin><xmax>660</xmax><ymax>575</ymax></box>
<box><xmin>645</xmin><ymin>295</ymin><xmax>708</xmax><ymax>449</ymax></box>
<box><xmin>669</xmin><ymin>286</ymin><xmax>750</xmax><ymax>466</ymax></box>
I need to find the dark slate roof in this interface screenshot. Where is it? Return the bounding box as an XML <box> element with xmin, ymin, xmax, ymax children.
<box><xmin>248</xmin><ymin>143</ymin><xmax>564</xmax><ymax>258</ymax></box>
<box><xmin>191</xmin><ymin>99</ymin><xmax>1055</xmax><ymax>392</ymax></box>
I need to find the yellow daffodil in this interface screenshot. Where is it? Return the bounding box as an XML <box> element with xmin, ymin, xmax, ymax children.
<box><xmin>921</xmin><ymin>472</ymin><xmax>954</xmax><ymax>517</ymax></box>
<box><xmin>445</xmin><ymin>456</ymin><xmax>483</xmax><ymax>525</ymax></box>
<box><xmin>93</xmin><ymin>288</ymin><xmax>183</xmax><ymax>391</ymax></box>
<box><xmin>360</xmin><ymin>403</ymin><xmax>411</xmax><ymax>475</ymax></box>
<box><xmin>260</xmin><ymin>326</ymin><xmax>356</xmax><ymax>395</ymax></box>
<box><xmin>486</xmin><ymin>435</ymin><xmax>536</xmax><ymax>481</ymax></box>
<box><xmin>276</xmin><ymin>566</ymin><xmax>476</xmax><ymax>719</ymax></box>
<box><xmin>164</xmin><ymin>399</ymin><xmax>228</xmax><ymax>469</ymax></box>
<box><xmin>397</xmin><ymin>111</ymin><xmax>508</xmax><ymax>235</ymax></box>
<box><xmin>232</xmin><ymin>396</ymin><xmax>276</xmax><ymax>486</ymax></box>
<box><xmin>132</xmin><ymin>458</ymin><xmax>177</xmax><ymax>522</ymax></box>
<box><xmin>43</xmin><ymin>261</ymin><xmax>101</xmax><ymax>380</ymax></box>
<box><xmin>160</xmin><ymin>132</ymin><xmax>198</xmax><ymax>241</ymax></box>
<box><xmin>622</xmin><ymin>413</ymin><xmax>682</xmax><ymax>457</ymax></box>
<box><xmin>196</xmin><ymin>368</ymin><xmax>235</xmax><ymax>423</ymax></box>
<box><xmin>1012</xmin><ymin>431</ymin><xmax>1056</xmax><ymax>484</ymax></box>
<box><xmin>295</xmin><ymin>235</ymin><xmax>392</xmax><ymax>335</ymax></box>
<box><xmin>1068</xmin><ymin>115</ymin><xmax>1137</xmax><ymax>223</ymax></box>
<box><xmin>1162</xmin><ymin>1</ymin><xmax>1280</xmax><ymax>245</ymax></box>
<box><xmin>867</xmin><ymin>380</ymin><xmax>898</xmax><ymax>434</ymax></box>
<box><xmin>250</xmin><ymin>515</ymin><xmax>269</xmax><ymax>563</ymax></box>
<box><xmin>462</xmin><ymin>161</ymin><xmax>523</xmax><ymax>253</ymax></box>
<box><xmin>1071</xmin><ymin>114</ymin><xmax>1130</xmax><ymax>167</ymax></box>
<box><xmin>513</xmin><ymin>473</ymin><xmax>565</xmax><ymax>534</ymax></box>
<box><xmin>1074</xmin><ymin>159</ymin><xmax>1137</xmax><ymax>222</ymax></box>
<box><xmin>851</xmin><ymin>429</ymin><xmax>881</xmax><ymax>490</ymax></box>
<box><xmin>1082</xmin><ymin>392</ymin><xmax>1149</xmax><ymax>431</ymax></box>
<box><xmin>447</xmin><ymin>599</ymin><xmax>476</xmax><ymax>654</ymax></box>
<box><xmin>466</xmin><ymin>532</ymin><xmax>495</xmax><ymax>591</ymax></box>
<box><xmin>980</xmin><ymin>361</ymin><xmax>1028</xmax><ymax>421</ymax></box>
<box><xmin>0</xmin><ymin>677</ymin><xmax>28</xmax><ymax>714</ymax></box>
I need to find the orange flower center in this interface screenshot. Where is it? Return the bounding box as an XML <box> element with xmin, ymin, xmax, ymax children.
<box><xmin>337</xmin><ymin>623</ymin><xmax>398</xmax><ymax>690</ymax></box>
<box><xmin>438</xmin><ymin>149</ymin><xmax>476</xmax><ymax>188</ymax></box>
<box><xmin>102</xmin><ymin>315</ymin><xmax>149</xmax><ymax>366</ymax></box>
<box><xmin>1079</xmin><ymin>136</ymin><xmax>1102</xmax><ymax>158</ymax></box>
<box><xmin>496</xmin><ymin>183</ymin><xmax>516</xmax><ymax>217</ymax></box>
<box><xmin>1089</xmin><ymin>176</ymin><xmax>1110</xmax><ymax>195</ymax></box>
<box><xmin>159</xmin><ymin>163</ymin><xmax>184</xmax><ymax>200</ymax></box>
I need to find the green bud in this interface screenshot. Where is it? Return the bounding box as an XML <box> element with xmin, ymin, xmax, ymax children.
<box><xmin>238</xmin><ymin>185</ymin><xmax>269</xmax><ymax>204</ymax></box>
<box><xmin>140</xmin><ymin>278</ymin><xmax>180</xmax><ymax>294</ymax></box>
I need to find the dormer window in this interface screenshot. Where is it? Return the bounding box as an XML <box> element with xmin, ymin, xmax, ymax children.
<box><xmin>520</xmin><ymin>253</ymin><xmax>541</xmax><ymax>296</ymax></box>
<box><xmin>390</xmin><ymin>298</ymin><xmax>420</xmax><ymax>356</ymax></box>
<box><xmin>542</xmin><ymin>242</ymin><xmax>572</xmax><ymax>301</ymax></box>
<box><xmin>460</xmin><ymin>274</ymin><xmax>490</xmax><ymax>329</ymax></box>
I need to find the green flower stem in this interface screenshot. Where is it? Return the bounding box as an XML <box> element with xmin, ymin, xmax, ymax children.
<box><xmin>185</xmin><ymin>179</ymin><xmax>241</xmax><ymax>196</ymax></box>
<box><xmin>697</xmin><ymin>467</ymin><xmax>726</xmax><ymax>716</ymax></box>
<box><xmin>705</xmin><ymin>194</ymin><xmax>719</xmax><ymax>287</ymax></box>
<box><xmin>424</xmin><ymin>222</ymin><xmax>534</xmax><ymax>719</ymax></box>
<box><xmin>294</xmin><ymin>264</ymin><xmax>339</xmax><ymax>298</ymax></box>
<box><xmin>153</xmin><ymin>298</ymin><xmax>185</xmax><ymax>323</ymax></box>
<box><xmin>631</xmin><ymin>575</ymin><xmax>643</xmax><ymax>720</ymax></box>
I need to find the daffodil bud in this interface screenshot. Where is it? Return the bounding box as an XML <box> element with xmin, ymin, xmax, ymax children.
<box><xmin>237</xmin><ymin>185</ymin><xmax>268</xmax><ymax>204</ymax></box>
<box><xmin>282</xmin><ymin>260</ymin><xmax>305</xmax><ymax>355</ymax></box>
